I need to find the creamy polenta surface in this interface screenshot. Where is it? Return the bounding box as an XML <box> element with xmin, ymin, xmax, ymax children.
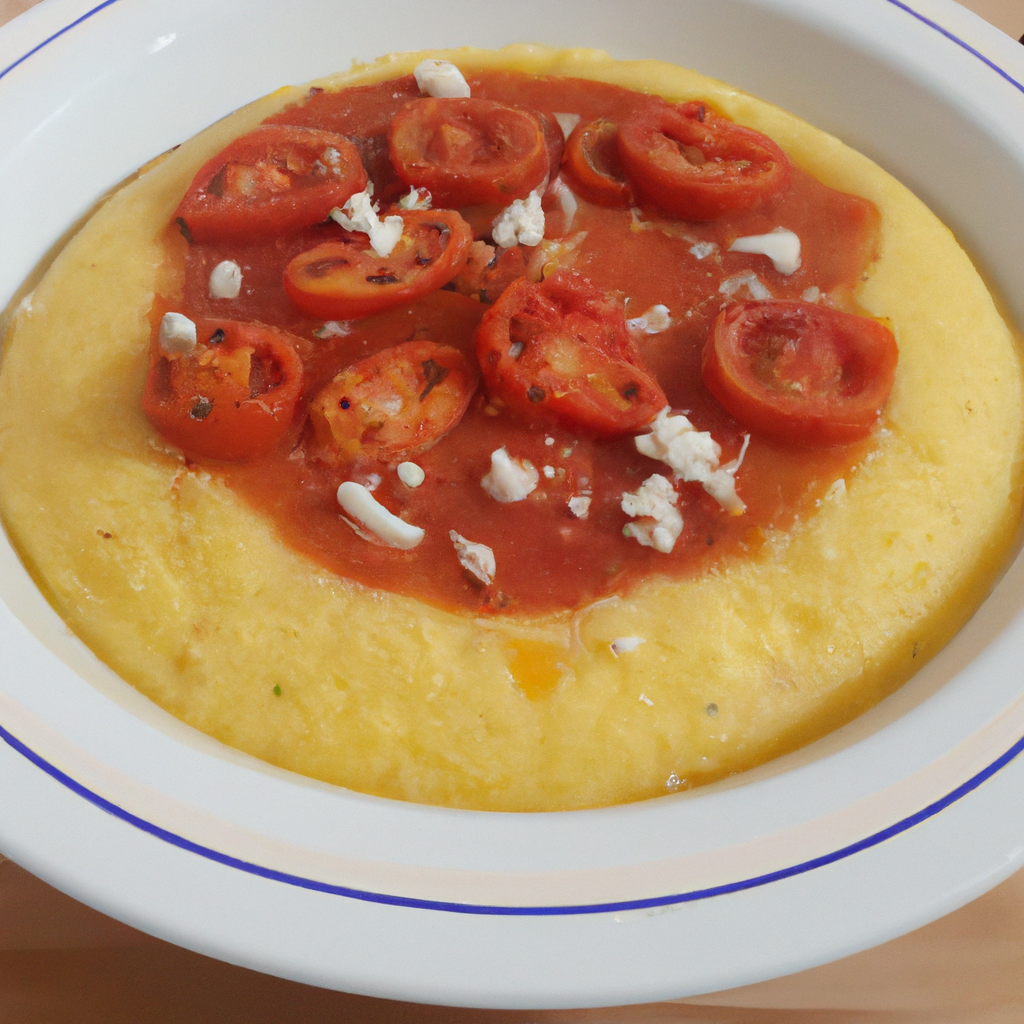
<box><xmin>1</xmin><ymin>46</ymin><xmax>1022</xmax><ymax>811</ymax></box>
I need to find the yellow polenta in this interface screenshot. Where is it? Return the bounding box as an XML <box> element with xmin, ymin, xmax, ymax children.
<box><xmin>0</xmin><ymin>46</ymin><xmax>1021</xmax><ymax>811</ymax></box>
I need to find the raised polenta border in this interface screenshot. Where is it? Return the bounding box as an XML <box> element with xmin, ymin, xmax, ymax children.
<box><xmin>1</xmin><ymin>46</ymin><xmax>1021</xmax><ymax>811</ymax></box>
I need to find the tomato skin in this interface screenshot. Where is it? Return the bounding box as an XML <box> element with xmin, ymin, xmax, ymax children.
<box><xmin>562</xmin><ymin>118</ymin><xmax>632</xmax><ymax>207</ymax></box>
<box><xmin>617</xmin><ymin>101</ymin><xmax>791</xmax><ymax>221</ymax></box>
<box><xmin>174</xmin><ymin>126</ymin><xmax>367</xmax><ymax>243</ymax></box>
<box><xmin>143</xmin><ymin>318</ymin><xmax>305</xmax><ymax>461</ymax></box>
<box><xmin>702</xmin><ymin>300</ymin><xmax>898</xmax><ymax>445</ymax></box>
<box><xmin>282</xmin><ymin>209</ymin><xmax>473</xmax><ymax>320</ymax></box>
<box><xmin>476</xmin><ymin>271</ymin><xmax>667</xmax><ymax>438</ymax></box>
<box><xmin>309</xmin><ymin>340</ymin><xmax>478</xmax><ymax>465</ymax></box>
<box><xmin>388</xmin><ymin>97</ymin><xmax>550</xmax><ymax>207</ymax></box>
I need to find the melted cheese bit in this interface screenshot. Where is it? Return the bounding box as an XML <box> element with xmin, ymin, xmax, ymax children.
<box><xmin>621</xmin><ymin>474</ymin><xmax>683</xmax><ymax>553</ymax></box>
<box><xmin>414</xmin><ymin>59</ymin><xmax>471</xmax><ymax>98</ymax></box>
<box><xmin>336</xmin><ymin>481</ymin><xmax>424</xmax><ymax>549</ymax></box>
<box><xmin>158</xmin><ymin>312</ymin><xmax>196</xmax><ymax>355</ymax></box>
<box><xmin>397</xmin><ymin>461</ymin><xmax>425</xmax><ymax>488</ymax></box>
<box><xmin>492</xmin><ymin>190</ymin><xmax>545</xmax><ymax>248</ymax></box>
<box><xmin>626</xmin><ymin>304</ymin><xmax>672</xmax><ymax>334</ymax></box>
<box><xmin>635</xmin><ymin>407</ymin><xmax>746</xmax><ymax>514</ymax></box>
<box><xmin>208</xmin><ymin>260</ymin><xmax>242</xmax><ymax>299</ymax></box>
<box><xmin>728</xmin><ymin>227</ymin><xmax>802</xmax><ymax>275</ymax></box>
<box><xmin>330</xmin><ymin>189</ymin><xmax>403</xmax><ymax>258</ymax></box>
<box><xmin>449</xmin><ymin>530</ymin><xmax>495</xmax><ymax>585</ymax></box>
<box><xmin>481</xmin><ymin>447</ymin><xmax>539</xmax><ymax>502</ymax></box>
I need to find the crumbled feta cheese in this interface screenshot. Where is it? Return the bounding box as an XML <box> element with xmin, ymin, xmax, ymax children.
<box><xmin>158</xmin><ymin>312</ymin><xmax>197</xmax><ymax>355</ymax></box>
<box><xmin>314</xmin><ymin>320</ymin><xmax>352</xmax><ymax>339</ymax></box>
<box><xmin>568</xmin><ymin>495</ymin><xmax>591</xmax><ymax>519</ymax></box>
<box><xmin>728</xmin><ymin>227</ymin><xmax>802</xmax><ymax>275</ymax></box>
<box><xmin>330</xmin><ymin>190</ymin><xmax>404</xmax><ymax>258</ymax></box>
<box><xmin>481</xmin><ymin>447</ymin><xmax>539</xmax><ymax>502</ymax></box>
<box><xmin>544</xmin><ymin>436</ymin><xmax>555</xmax><ymax>446</ymax></box>
<box><xmin>414</xmin><ymin>59</ymin><xmax>471</xmax><ymax>98</ymax></box>
<box><xmin>208</xmin><ymin>260</ymin><xmax>242</xmax><ymax>300</ymax></box>
<box><xmin>542</xmin><ymin>465</ymin><xmax>555</xmax><ymax>479</ymax></box>
<box><xmin>719</xmin><ymin>270</ymin><xmax>772</xmax><ymax>301</ymax></box>
<box><xmin>621</xmin><ymin>474</ymin><xmax>683</xmax><ymax>553</ymax></box>
<box><xmin>397</xmin><ymin>186</ymin><xmax>432</xmax><ymax>210</ymax></box>
<box><xmin>492</xmin><ymin>190</ymin><xmax>545</xmax><ymax>248</ymax></box>
<box><xmin>397</xmin><ymin>462</ymin><xmax>425</xmax><ymax>488</ymax></box>
<box><xmin>611</xmin><ymin>636</ymin><xmax>645</xmax><ymax>657</ymax></box>
<box><xmin>801</xmin><ymin>286</ymin><xmax>821</xmax><ymax>303</ymax></box>
<box><xmin>449</xmin><ymin>530</ymin><xmax>496</xmax><ymax>585</ymax></box>
<box><xmin>553</xmin><ymin>112</ymin><xmax>581</xmax><ymax>139</ymax></box>
<box><xmin>626</xmin><ymin>304</ymin><xmax>672</xmax><ymax>335</ymax></box>
<box><xmin>635</xmin><ymin>407</ymin><xmax>746</xmax><ymax>514</ymax></box>
<box><xmin>336</xmin><ymin>481</ymin><xmax>424</xmax><ymax>549</ymax></box>
<box><xmin>321</xmin><ymin>147</ymin><xmax>341</xmax><ymax>165</ymax></box>
<box><xmin>689</xmin><ymin>241</ymin><xmax>718</xmax><ymax>260</ymax></box>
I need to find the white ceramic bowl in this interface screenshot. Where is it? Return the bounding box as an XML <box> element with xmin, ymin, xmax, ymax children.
<box><xmin>1</xmin><ymin>0</ymin><xmax>1023</xmax><ymax>1009</ymax></box>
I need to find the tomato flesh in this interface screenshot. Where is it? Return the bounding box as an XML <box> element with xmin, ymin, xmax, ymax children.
<box><xmin>476</xmin><ymin>271</ymin><xmax>667</xmax><ymax>438</ymax></box>
<box><xmin>308</xmin><ymin>339</ymin><xmax>478</xmax><ymax>464</ymax></box>
<box><xmin>175</xmin><ymin>125</ymin><xmax>367</xmax><ymax>243</ymax></box>
<box><xmin>562</xmin><ymin>118</ymin><xmax>632</xmax><ymax>207</ymax></box>
<box><xmin>617</xmin><ymin>101</ymin><xmax>791</xmax><ymax>221</ymax></box>
<box><xmin>388</xmin><ymin>97</ymin><xmax>549</xmax><ymax>207</ymax></box>
<box><xmin>283</xmin><ymin>209</ymin><xmax>473</xmax><ymax>320</ymax></box>
<box><xmin>142</xmin><ymin>317</ymin><xmax>305</xmax><ymax>461</ymax></box>
<box><xmin>702</xmin><ymin>300</ymin><xmax>898</xmax><ymax>445</ymax></box>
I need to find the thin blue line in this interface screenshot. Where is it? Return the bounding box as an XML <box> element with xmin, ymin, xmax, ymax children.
<box><xmin>883</xmin><ymin>0</ymin><xmax>1024</xmax><ymax>95</ymax></box>
<box><xmin>2</xmin><ymin>718</ymin><xmax>1022</xmax><ymax>916</ymax></box>
<box><xmin>0</xmin><ymin>0</ymin><xmax>123</xmax><ymax>83</ymax></box>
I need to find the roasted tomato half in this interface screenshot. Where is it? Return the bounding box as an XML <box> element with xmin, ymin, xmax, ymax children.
<box><xmin>283</xmin><ymin>208</ymin><xmax>473</xmax><ymax>320</ymax></box>
<box><xmin>143</xmin><ymin>317</ymin><xmax>305</xmax><ymax>461</ymax></box>
<box><xmin>388</xmin><ymin>97</ymin><xmax>550</xmax><ymax>207</ymax></box>
<box><xmin>702</xmin><ymin>299</ymin><xmax>898</xmax><ymax>445</ymax></box>
<box><xmin>562</xmin><ymin>118</ymin><xmax>632</xmax><ymax>208</ymax></box>
<box><xmin>174</xmin><ymin>125</ymin><xmax>367</xmax><ymax>243</ymax></box>
<box><xmin>617</xmin><ymin>101</ymin><xmax>791</xmax><ymax>221</ymax></box>
<box><xmin>309</xmin><ymin>339</ymin><xmax>478</xmax><ymax>464</ymax></box>
<box><xmin>476</xmin><ymin>271</ymin><xmax>667</xmax><ymax>438</ymax></box>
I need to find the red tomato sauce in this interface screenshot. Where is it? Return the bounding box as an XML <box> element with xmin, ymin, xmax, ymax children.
<box><xmin>165</xmin><ymin>71</ymin><xmax>881</xmax><ymax>616</ymax></box>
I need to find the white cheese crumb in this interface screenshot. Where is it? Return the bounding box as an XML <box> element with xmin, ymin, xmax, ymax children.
<box><xmin>801</xmin><ymin>286</ymin><xmax>821</xmax><ymax>303</ymax></box>
<box><xmin>158</xmin><ymin>312</ymin><xmax>197</xmax><ymax>355</ymax></box>
<box><xmin>397</xmin><ymin>462</ymin><xmax>426</xmax><ymax>488</ymax></box>
<box><xmin>626</xmin><ymin>304</ymin><xmax>672</xmax><ymax>335</ymax></box>
<box><xmin>208</xmin><ymin>260</ymin><xmax>242</xmax><ymax>299</ymax></box>
<box><xmin>414</xmin><ymin>59</ymin><xmax>471</xmax><ymax>98</ymax></box>
<box><xmin>336</xmin><ymin>481</ymin><xmax>424</xmax><ymax>549</ymax></box>
<box><xmin>314</xmin><ymin>320</ymin><xmax>352</xmax><ymax>339</ymax></box>
<box><xmin>689</xmin><ymin>241</ymin><xmax>718</xmax><ymax>260</ymax></box>
<box><xmin>729</xmin><ymin>227</ymin><xmax>802</xmax><ymax>275</ymax></box>
<box><xmin>492</xmin><ymin>190</ymin><xmax>545</xmax><ymax>248</ymax></box>
<box><xmin>397</xmin><ymin>186</ymin><xmax>432</xmax><ymax>210</ymax></box>
<box><xmin>449</xmin><ymin>530</ymin><xmax>495</xmax><ymax>585</ymax></box>
<box><xmin>719</xmin><ymin>270</ymin><xmax>772</xmax><ymax>301</ymax></box>
<box><xmin>554</xmin><ymin>112</ymin><xmax>581</xmax><ymax>139</ymax></box>
<box><xmin>331</xmin><ymin>190</ymin><xmax>404</xmax><ymax>258</ymax></box>
<box><xmin>542</xmin><ymin>465</ymin><xmax>555</xmax><ymax>479</ymax></box>
<box><xmin>568</xmin><ymin>495</ymin><xmax>591</xmax><ymax>519</ymax></box>
<box><xmin>610</xmin><ymin>637</ymin><xmax>645</xmax><ymax>657</ymax></box>
<box><xmin>621</xmin><ymin>474</ymin><xmax>683</xmax><ymax>554</ymax></box>
<box><xmin>544</xmin><ymin>436</ymin><xmax>555</xmax><ymax>446</ymax></box>
<box><xmin>635</xmin><ymin>407</ymin><xmax>746</xmax><ymax>515</ymax></box>
<box><xmin>481</xmin><ymin>447</ymin><xmax>539</xmax><ymax>502</ymax></box>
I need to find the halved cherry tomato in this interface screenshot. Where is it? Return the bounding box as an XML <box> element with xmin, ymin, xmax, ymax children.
<box><xmin>143</xmin><ymin>318</ymin><xmax>305</xmax><ymax>461</ymax></box>
<box><xmin>617</xmin><ymin>101</ymin><xmax>791</xmax><ymax>221</ymax></box>
<box><xmin>175</xmin><ymin>125</ymin><xmax>367</xmax><ymax>243</ymax></box>
<box><xmin>702</xmin><ymin>300</ymin><xmax>898</xmax><ymax>445</ymax></box>
<box><xmin>309</xmin><ymin>340</ymin><xmax>478</xmax><ymax>464</ymax></box>
<box><xmin>562</xmin><ymin>118</ymin><xmax>632</xmax><ymax>207</ymax></box>
<box><xmin>283</xmin><ymin>209</ymin><xmax>473</xmax><ymax>320</ymax></box>
<box><xmin>476</xmin><ymin>271</ymin><xmax>667</xmax><ymax>438</ymax></box>
<box><xmin>388</xmin><ymin>97</ymin><xmax>549</xmax><ymax>207</ymax></box>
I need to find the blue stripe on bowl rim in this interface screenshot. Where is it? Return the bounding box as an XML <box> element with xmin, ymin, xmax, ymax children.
<box><xmin>0</xmin><ymin>0</ymin><xmax>1023</xmax><ymax>916</ymax></box>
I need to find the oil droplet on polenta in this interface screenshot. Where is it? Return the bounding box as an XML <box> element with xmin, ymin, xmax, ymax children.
<box><xmin>507</xmin><ymin>639</ymin><xmax>569</xmax><ymax>700</ymax></box>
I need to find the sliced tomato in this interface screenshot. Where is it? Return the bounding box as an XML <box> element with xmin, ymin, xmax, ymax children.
<box><xmin>388</xmin><ymin>97</ymin><xmax>549</xmax><ymax>207</ymax></box>
<box><xmin>562</xmin><ymin>118</ymin><xmax>632</xmax><ymax>207</ymax></box>
<box><xmin>702</xmin><ymin>300</ymin><xmax>898</xmax><ymax>445</ymax></box>
<box><xmin>143</xmin><ymin>317</ymin><xmax>305</xmax><ymax>461</ymax></box>
<box><xmin>476</xmin><ymin>271</ymin><xmax>667</xmax><ymax>438</ymax></box>
<box><xmin>309</xmin><ymin>340</ymin><xmax>478</xmax><ymax>464</ymax></box>
<box><xmin>617</xmin><ymin>101</ymin><xmax>791</xmax><ymax>221</ymax></box>
<box><xmin>174</xmin><ymin>125</ymin><xmax>367</xmax><ymax>243</ymax></box>
<box><xmin>283</xmin><ymin>209</ymin><xmax>473</xmax><ymax>320</ymax></box>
